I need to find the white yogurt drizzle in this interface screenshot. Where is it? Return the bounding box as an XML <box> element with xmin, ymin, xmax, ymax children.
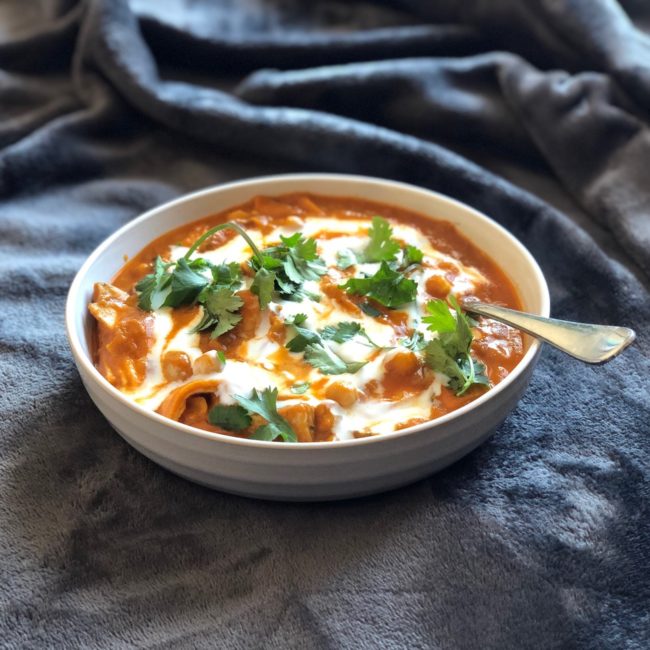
<box><xmin>125</xmin><ymin>215</ymin><xmax>487</xmax><ymax>440</ymax></box>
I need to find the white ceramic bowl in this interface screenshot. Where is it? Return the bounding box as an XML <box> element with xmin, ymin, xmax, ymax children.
<box><xmin>66</xmin><ymin>174</ymin><xmax>550</xmax><ymax>500</ymax></box>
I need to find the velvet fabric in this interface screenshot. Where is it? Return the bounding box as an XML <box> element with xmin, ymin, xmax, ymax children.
<box><xmin>1</xmin><ymin>1</ymin><xmax>648</xmax><ymax>647</ymax></box>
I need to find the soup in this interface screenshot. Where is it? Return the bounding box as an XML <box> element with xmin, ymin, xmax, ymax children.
<box><xmin>89</xmin><ymin>193</ymin><xmax>524</xmax><ymax>442</ymax></box>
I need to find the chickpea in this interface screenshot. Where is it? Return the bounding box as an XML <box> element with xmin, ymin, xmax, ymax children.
<box><xmin>325</xmin><ymin>381</ymin><xmax>358</xmax><ymax>408</ymax></box>
<box><xmin>192</xmin><ymin>350</ymin><xmax>224</xmax><ymax>375</ymax></box>
<box><xmin>384</xmin><ymin>350</ymin><xmax>420</xmax><ymax>376</ymax></box>
<box><xmin>279</xmin><ymin>403</ymin><xmax>314</xmax><ymax>442</ymax></box>
<box><xmin>425</xmin><ymin>274</ymin><xmax>452</xmax><ymax>299</ymax></box>
<box><xmin>314</xmin><ymin>403</ymin><xmax>335</xmax><ymax>439</ymax></box>
<box><xmin>161</xmin><ymin>350</ymin><xmax>193</xmax><ymax>382</ymax></box>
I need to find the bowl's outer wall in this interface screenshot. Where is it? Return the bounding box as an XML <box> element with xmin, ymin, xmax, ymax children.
<box><xmin>79</xmin><ymin>354</ymin><xmax>539</xmax><ymax>500</ymax></box>
<box><xmin>68</xmin><ymin>175</ymin><xmax>550</xmax><ymax>500</ymax></box>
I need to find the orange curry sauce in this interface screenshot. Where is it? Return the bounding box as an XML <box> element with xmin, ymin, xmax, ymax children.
<box><xmin>89</xmin><ymin>193</ymin><xmax>525</xmax><ymax>441</ymax></box>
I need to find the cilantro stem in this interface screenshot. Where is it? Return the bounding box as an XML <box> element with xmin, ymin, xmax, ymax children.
<box><xmin>183</xmin><ymin>222</ymin><xmax>264</xmax><ymax>265</ymax></box>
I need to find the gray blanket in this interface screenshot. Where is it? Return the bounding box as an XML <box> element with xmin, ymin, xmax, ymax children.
<box><xmin>1</xmin><ymin>1</ymin><xmax>649</xmax><ymax>647</ymax></box>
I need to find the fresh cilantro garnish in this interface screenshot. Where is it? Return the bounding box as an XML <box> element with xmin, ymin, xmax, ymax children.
<box><xmin>285</xmin><ymin>318</ymin><xmax>368</xmax><ymax>374</ymax></box>
<box><xmin>360</xmin><ymin>217</ymin><xmax>400</xmax><ymax>263</ymax></box>
<box><xmin>185</xmin><ymin>221</ymin><xmax>277</xmax><ymax>311</ymax></box>
<box><xmin>399</xmin><ymin>330</ymin><xmax>427</xmax><ymax>351</ymax></box>
<box><xmin>165</xmin><ymin>258</ymin><xmax>211</xmax><ymax>307</ymax></box>
<box><xmin>234</xmin><ymin>387</ymin><xmax>296</xmax><ymax>442</ymax></box>
<box><xmin>402</xmin><ymin>244</ymin><xmax>423</xmax><ymax>267</ymax></box>
<box><xmin>422</xmin><ymin>296</ymin><xmax>489</xmax><ymax>395</ymax></box>
<box><xmin>339</xmin><ymin>261</ymin><xmax>417</xmax><ymax>308</ymax></box>
<box><xmin>320</xmin><ymin>321</ymin><xmax>379</xmax><ymax>347</ymax></box>
<box><xmin>335</xmin><ymin>218</ymin><xmax>423</xmax><ymax>272</ymax></box>
<box><xmin>285</xmin><ymin>320</ymin><xmax>322</xmax><ymax>352</ymax></box>
<box><xmin>285</xmin><ymin>313</ymin><xmax>307</xmax><ymax>326</ymax></box>
<box><xmin>191</xmin><ymin>287</ymin><xmax>244</xmax><ymax>338</ymax></box>
<box><xmin>217</xmin><ymin>350</ymin><xmax>227</xmax><ymax>366</ymax></box>
<box><xmin>136</xmin><ymin>257</ymin><xmax>210</xmax><ymax>311</ymax></box>
<box><xmin>360</xmin><ymin>302</ymin><xmax>382</xmax><ymax>317</ymax></box>
<box><xmin>250</xmin><ymin>267</ymin><xmax>275</xmax><ymax>309</ymax></box>
<box><xmin>210</xmin><ymin>262</ymin><xmax>242</xmax><ymax>289</ymax></box>
<box><xmin>135</xmin><ymin>256</ymin><xmax>173</xmax><ymax>311</ymax></box>
<box><xmin>208</xmin><ymin>404</ymin><xmax>251</xmax><ymax>431</ymax></box>
<box><xmin>137</xmin><ymin>221</ymin><xmax>279</xmax><ymax>337</ymax></box>
<box><xmin>320</xmin><ymin>321</ymin><xmax>362</xmax><ymax>343</ymax></box>
<box><xmin>290</xmin><ymin>381</ymin><xmax>310</xmax><ymax>395</ymax></box>
<box><xmin>422</xmin><ymin>298</ymin><xmax>457</xmax><ymax>333</ymax></box>
<box><xmin>336</xmin><ymin>249</ymin><xmax>357</xmax><ymax>269</ymax></box>
<box><xmin>251</xmin><ymin>233</ymin><xmax>326</xmax><ymax>303</ymax></box>
<box><xmin>303</xmin><ymin>345</ymin><xmax>367</xmax><ymax>375</ymax></box>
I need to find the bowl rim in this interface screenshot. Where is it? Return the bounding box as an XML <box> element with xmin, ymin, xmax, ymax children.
<box><xmin>66</xmin><ymin>173</ymin><xmax>550</xmax><ymax>451</ymax></box>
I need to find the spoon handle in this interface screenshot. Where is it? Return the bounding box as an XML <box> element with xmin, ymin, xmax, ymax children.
<box><xmin>463</xmin><ymin>302</ymin><xmax>636</xmax><ymax>364</ymax></box>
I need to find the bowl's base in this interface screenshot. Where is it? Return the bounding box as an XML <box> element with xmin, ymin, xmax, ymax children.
<box><xmin>114</xmin><ymin>424</ymin><xmax>498</xmax><ymax>501</ymax></box>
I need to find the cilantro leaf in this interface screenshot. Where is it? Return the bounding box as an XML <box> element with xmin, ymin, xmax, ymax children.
<box><xmin>286</xmin><ymin>323</ymin><xmax>322</xmax><ymax>352</ymax></box>
<box><xmin>285</xmin><ymin>313</ymin><xmax>307</xmax><ymax>326</ymax></box>
<box><xmin>422</xmin><ymin>296</ymin><xmax>489</xmax><ymax>395</ymax></box>
<box><xmin>165</xmin><ymin>258</ymin><xmax>211</xmax><ymax>308</ymax></box>
<box><xmin>211</xmin><ymin>262</ymin><xmax>242</xmax><ymax>289</ymax></box>
<box><xmin>402</xmin><ymin>244</ymin><xmax>423</xmax><ymax>267</ymax></box>
<box><xmin>290</xmin><ymin>381</ymin><xmax>310</xmax><ymax>395</ymax></box>
<box><xmin>281</xmin><ymin>233</ymin><xmax>326</xmax><ymax>281</ymax></box>
<box><xmin>136</xmin><ymin>257</ymin><xmax>214</xmax><ymax>311</ymax></box>
<box><xmin>251</xmin><ymin>267</ymin><xmax>276</xmax><ymax>309</ymax></box>
<box><xmin>336</xmin><ymin>249</ymin><xmax>357</xmax><ymax>269</ymax></box>
<box><xmin>303</xmin><ymin>344</ymin><xmax>367</xmax><ymax>375</ymax></box>
<box><xmin>399</xmin><ymin>331</ymin><xmax>427</xmax><ymax>351</ymax></box>
<box><xmin>135</xmin><ymin>256</ymin><xmax>171</xmax><ymax>311</ymax></box>
<box><xmin>252</xmin><ymin>233</ymin><xmax>326</xmax><ymax>303</ymax></box>
<box><xmin>135</xmin><ymin>223</ymin><xmax>261</xmax><ymax>338</ymax></box>
<box><xmin>320</xmin><ymin>321</ymin><xmax>362</xmax><ymax>343</ymax></box>
<box><xmin>360</xmin><ymin>217</ymin><xmax>400</xmax><ymax>263</ymax></box>
<box><xmin>192</xmin><ymin>287</ymin><xmax>243</xmax><ymax>338</ymax></box>
<box><xmin>422</xmin><ymin>299</ymin><xmax>457</xmax><ymax>334</ymax></box>
<box><xmin>320</xmin><ymin>321</ymin><xmax>380</xmax><ymax>347</ymax></box>
<box><xmin>360</xmin><ymin>302</ymin><xmax>382</xmax><ymax>317</ymax></box>
<box><xmin>234</xmin><ymin>387</ymin><xmax>296</xmax><ymax>442</ymax></box>
<box><xmin>339</xmin><ymin>261</ymin><xmax>417</xmax><ymax>308</ymax></box>
<box><xmin>208</xmin><ymin>404</ymin><xmax>251</xmax><ymax>431</ymax></box>
<box><xmin>285</xmin><ymin>318</ymin><xmax>369</xmax><ymax>374</ymax></box>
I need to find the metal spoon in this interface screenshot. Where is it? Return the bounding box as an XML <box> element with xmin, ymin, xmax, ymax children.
<box><xmin>463</xmin><ymin>301</ymin><xmax>636</xmax><ymax>364</ymax></box>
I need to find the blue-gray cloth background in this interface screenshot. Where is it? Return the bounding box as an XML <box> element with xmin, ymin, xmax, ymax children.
<box><xmin>1</xmin><ymin>0</ymin><xmax>649</xmax><ymax>648</ymax></box>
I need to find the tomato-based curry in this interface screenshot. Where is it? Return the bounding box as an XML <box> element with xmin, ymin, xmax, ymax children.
<box><xmin>89</xmin><ymin>193</ymin><xmax>524</xmax><ymax>442</ymax></box>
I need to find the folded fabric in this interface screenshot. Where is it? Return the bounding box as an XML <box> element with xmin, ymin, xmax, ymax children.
<box><xmin>0</xmin><ymin>1</ymin><xmax>648</xmax><ymax>647</ymax></box>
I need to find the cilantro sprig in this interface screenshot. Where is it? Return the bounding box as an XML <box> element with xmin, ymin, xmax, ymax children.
<box><xmin>251</xmin><ymin>233</ymin><xmax>326</xmax><ymax>305</ymax></box>
<box><xmin>399</xmin><ymin>330</ymin><xmax>427</xmax><ymax>351</ymax></box>
<box><xmin>208</xmin><ymin>404</ymin><xmax>251</xmax><ymax>431</ymax></box>
<box><xmin>422</xmin><ymin>296</ymin><xmax>489</xmax><ymax>395</ymax></box>
<box><xmin>236</xmin><ymin>387</ymin><xmax>297</xmax><ymax>442</ymax></box>
<box><xmin>339</xmin><ymin>261</ymin><xmax>417</xmax><ymax>308</ymax></box>
<box><xmin>207</xmin><ymin>387</ymin><xmax>297</xmax><ymax>442</ymax></box>
<box><xmin>136</xmin><ymin>221</ymin><xmax>275</xmax><ymax>337</ymax></box>
<box><xmin>335</xmin><ymin>217</ymin><xmax>423</xmax><ymax>272</ymax></box>
<box><xmin>136</xmin><ymin>257</ymin><xmax>209</xmax><ymax>311</ymax></box>
<box><xmin>285</xmin><ymin>318</ymin><xmax>367</xmax><ymax>375</ymax></box>
<box><xmin>136</xmin><ymin>255</ymin><xmax>246</xmax><ymax>339</ymax></box>
<box><xmin>360</xmin><ymin>216</ymin><xmax>401</xmax><ymax>263</ymax></box>
<box><xmin>320</xmin><ymin>321</ymin><xmax>380</xmax><ymax>347</ymax></box>
<box><xmin>191</xmin><ymin>287</ymin><xmax>244</xmax><ymax>338</ymax></box>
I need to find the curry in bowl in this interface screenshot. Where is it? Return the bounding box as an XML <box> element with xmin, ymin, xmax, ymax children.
<box><xmin>89</xmin><ymin>194</ymin><xmax>523</xmax><ymax>443</ymax></box>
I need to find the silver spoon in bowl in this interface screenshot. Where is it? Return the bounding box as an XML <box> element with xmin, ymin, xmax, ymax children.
<box><xmin>462</xmin><ymin>301</ymin><xmax>636</xmax><ymax>364</ymax></box>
